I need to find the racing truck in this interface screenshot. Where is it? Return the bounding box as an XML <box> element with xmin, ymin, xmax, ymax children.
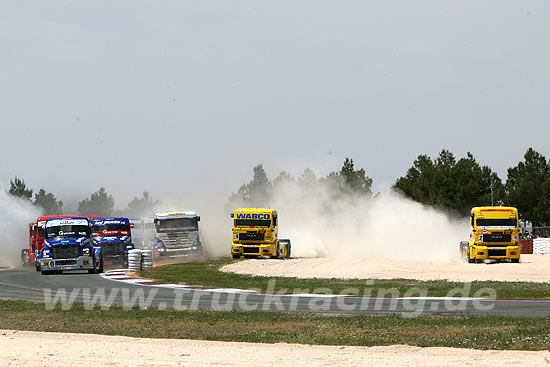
<box><xmin>460</xmin><ymin>206</ymin><xmax>520</xmax><ymax>263</ymax></box>
<box><xmin>91</xmin><ymin>217</ymin><xmax>134</xmax><ymax>267</ymax></box>
<box><xmin>230</xmin><ymin>208</ymin><xmax>291</xmax><ymax>259</ymax></box>
<box><xmin>152</xmin><ymin>212</ymin><xmax>203</xmax><ymax>258</ymax></box>
<box><xmin>21</xmin><ymin>222</ymin><xmax>37</xmax><ymax>266</ymax></box>
<box><xmin>25</xmin><ymin>215</ymin><xmax>76</xmax><ymax>269</ymax></box>
<box><xmin>36</xmin><ymin>216</ymin><xmax>103</xmax><ymax>275</ymax></box>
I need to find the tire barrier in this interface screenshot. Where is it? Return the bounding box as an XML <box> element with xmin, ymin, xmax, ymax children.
<box><xmin>533</xmin><ymin>238</ymin><xmax>550</xmax><ymax>255</ymax></box>
<box><xmin>141</xmin><ymin>250</ymin><xmax>153</xmax><ymax>271</ymax></box>
<box><xmin>520</xmin><ymin>239</ymin><xmax>533</xmax><ymax>254</ymax></box>
<box><xmin>128</xmin><ymin>249</ymin><xmax>143</xmax><ymax>271</ymax></box>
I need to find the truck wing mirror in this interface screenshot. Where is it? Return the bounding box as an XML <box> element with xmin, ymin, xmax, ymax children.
<box><xmin>230</xmin><ymin>213</ymin><xmax>234</xmax><ymax>218</ymax></box>
<box><xmin>197</xmin><ymin>216</ymin><xmax>200</xmax><ymax>222</ymax></box>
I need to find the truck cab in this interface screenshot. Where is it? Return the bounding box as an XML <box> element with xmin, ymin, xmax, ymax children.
<box><xmin>37</xmin><ymin>217</ymin><xmax>103</xmax><ymax>274</ymax></box>
<box><xmin>461</xmin><ymin>206</ymin><xmax>520</xmax><ymax>263</ymax></box>
<box><xmin>231</xmin><ymin>208</ymin><xmax>290</xmax><ymax>259</ymax></box>
<box><xmin>91</xmin><ymin>217</ymin><xmax>134</xmax><ymax>267</ymax></box>
<box><xmin>153</xmin><ymin>212</ymin><xmax>203</xmax><ymax>258</ymax></box>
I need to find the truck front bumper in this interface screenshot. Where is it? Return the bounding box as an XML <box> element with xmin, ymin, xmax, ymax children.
<box><xmin>232</xmin><ymin>244</ymin><xmax>275</xmax><ymax>257</ymax></box>
<box><xmin>471</xmin><ymin>245</ymin><xmax>520</xmax><ymax>260</ymax></box>
<box><xmin>38</xmin><ymin>256</ymin><xmax>94</xmax><ymax>271</ymax></box>
<box><xmin>155</xmin><ymin>247</ymin><xmax>203</xmax><ymax>258</ymax></box>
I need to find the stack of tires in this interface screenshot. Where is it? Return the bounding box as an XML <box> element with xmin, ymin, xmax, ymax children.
<box><xmin>141</xmin><ymin>250</ymin><xmax>153</xmax><ymax>270</ymax></box>
<box><xmin>128</xmin><ymin>249</ymin><xmax>142</xmax><ymax>271</ymax></box>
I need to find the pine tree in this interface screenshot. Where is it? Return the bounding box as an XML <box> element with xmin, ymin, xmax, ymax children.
<box><xmin>8</xmin><ymin>177</ymin><xmax>33</xmax><ymax>201</ymax></box>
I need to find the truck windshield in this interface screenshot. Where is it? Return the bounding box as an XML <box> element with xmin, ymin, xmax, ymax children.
<box><xmin>46</xmin><ymin>225</ymin><xmax>91</xmax><ymax>238</ymax></box>
<box><xmin>476</xmin><ymin>218</ymin><xmax>518</xmax><ymax>227</ymax></box>
<box><xmin>234</xmin><ymin>219</ymin><xmax>271</xmax><ymax>227</ymax></box>
<box><xmin>156</xmin><ymin>218</ymin><xmax>198</xmax><ymax>232</ymax></box>
<box><xmin>93</xmin><ymin>224</ymin><xmax>131</xmax><ymax>233</ymax></box>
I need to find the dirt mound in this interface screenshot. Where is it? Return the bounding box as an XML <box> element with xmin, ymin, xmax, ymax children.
<box><xmin>220</xmin><ymin>255</ymin><xmax>550</xmax><ymax>282</ymax></box>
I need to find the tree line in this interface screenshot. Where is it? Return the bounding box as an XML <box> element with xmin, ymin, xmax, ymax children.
<box><xmin>5</xmin><ymin>148</ymin><xmax>549</xmax><ymax>224</ymax></box>
<box><xmin>227</xmin><ymin>148</ymin><xmax>550</xmax><ymax>226</ymax></box>
<box><xmin>225</xmin><ymin>158</ymin><xmax>373</xmax><ymax>212</ymax></box>
<box><xmin>6</xmin><ymin>178</ymin><xmax>158</xmax><ymax>218</ymax></box>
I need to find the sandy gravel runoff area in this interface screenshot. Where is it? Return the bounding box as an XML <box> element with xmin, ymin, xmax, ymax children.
<box><xmin>2</xmin><ymin>329</ymin><xmax>550</xmax><ymax>367</ymax></box>
<box><xmin>221</xmin><ymin>254</ymin><xmax>550</xmax><ymax>282</ymax></box>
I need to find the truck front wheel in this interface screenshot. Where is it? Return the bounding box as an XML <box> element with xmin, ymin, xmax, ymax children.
<box><xmin>232</xmin><ymin>255</ymin><xmax>240</xmax><ymax>259</ymax></box>
<box><xmin>89</xmin><ymin>255</ymin><xmax>104</xmax><ymax>274</ymax></box>
<box><xmin>274</xmin><ymin>242</ymin><xmax>289</xmax><ymax>259</ymax></box>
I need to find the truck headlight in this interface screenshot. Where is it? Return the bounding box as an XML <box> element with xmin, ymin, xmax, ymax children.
<box><xmin>82</xmin><ymin>247</ymin><xmax>91</xmax><ymax>256</ymax></box>
<box><xmin>42</xmin><ymin>249</ymin><xmax>51</xmax><ymax>258</ymax></box>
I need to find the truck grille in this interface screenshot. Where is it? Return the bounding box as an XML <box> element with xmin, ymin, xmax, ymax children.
<box><xmin>52</xmin><ymin>245</ymin><xmax>78</xmax><ymax>259</ymax></box>
<box><xmin>243</xmin><ymin>246</ymin><xmax>260</xmax><ymax>255</ymax></box>
<box><xmin>483</xmin><ymin>234</ymin><xmax>511</xmax><ymax>243</ymax></box>
<box><xmin>158</xmin><ymin>232</ymin><xmax>195</xmax><ymax>248</ymax></box>
<box><xmin>54</xmin><ymin>260</ymin><xmax>77</xmax><ymax>266</ymax></box>
<box><xmin>101</xmin><ymin>243</ymin><xmax>125</xmax><ymax>257</ymax></box>
<box><xmin>239</xmin><ymin>232</ymin><xmax>265</xmax><ymax>241</ymax></box>
<box><xmin>488</xmin><ymin>249</ymin><xmax>507</xmax><ymax>257</ymax></box>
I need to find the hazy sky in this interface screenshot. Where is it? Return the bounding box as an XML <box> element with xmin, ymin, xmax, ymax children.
<box><xmin>1</xmin><ymin>1</ymin><xmax>549</xmax><ymax>210</ymax></box>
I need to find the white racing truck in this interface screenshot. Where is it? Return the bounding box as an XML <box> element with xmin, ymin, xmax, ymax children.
<box><xmin>152</xmin><ymin>212</ymin><xmax>204</xmax><ymax>258</ymax></box>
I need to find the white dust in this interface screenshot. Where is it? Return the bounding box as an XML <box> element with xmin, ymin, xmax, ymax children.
<box><xmin>0</xmin><ymin>185</ymin><xmax>42</xmax><ymax>267</ymax></box>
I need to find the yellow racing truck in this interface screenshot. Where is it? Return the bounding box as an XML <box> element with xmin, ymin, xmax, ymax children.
<box><xmin>460</xmin><ymin>206</ymin><xmax>520</xmax><ymax>263</ymax></box>
<box><xmin>230</xmin><ymin>208</ymin><xmax>291</xmax><ymax>259</ymax></box>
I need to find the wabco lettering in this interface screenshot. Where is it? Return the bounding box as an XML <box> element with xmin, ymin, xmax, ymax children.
<box><xmin>236</xmin><ymin>213</ymin><xmax>270</xmax><ymax>220</ymax></box>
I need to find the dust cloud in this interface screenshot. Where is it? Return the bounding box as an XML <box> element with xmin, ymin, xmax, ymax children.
<box><xmin>0</xmin><ymin>185</ymin><xmax>42</xmax><ymax>267</ymax></box>
<box><xmin>268</xmin><ymin>181</ymin><xmax>468</xmax><ymax>262</ymax></box>
<box><xmin>0</xmin><ymin>177</ymin><xmax>469</xmax><ymax>267</ymax></box>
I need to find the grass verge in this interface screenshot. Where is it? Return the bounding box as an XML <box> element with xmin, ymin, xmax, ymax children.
<box><xmin>137</xmin><ymin>258</ymin><xmax>550</xmax><ymax>299</ymax></box>
<box><xmin>1</xmin><ymin>299</ymin><xmax>549</xmax><ymax>350</ymax></box>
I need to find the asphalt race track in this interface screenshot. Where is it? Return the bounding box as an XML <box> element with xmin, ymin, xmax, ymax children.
<box><xmin>1</xmin><ymin>268</ymin><xmax>550</xmax><ymax>317</ymax></box>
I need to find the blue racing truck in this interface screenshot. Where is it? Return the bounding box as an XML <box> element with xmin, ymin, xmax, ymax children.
<box><xmin>91</xmin><ymin>217</ymin><xmax>134</xmax><ymax>267</ymax></box>
<box><xmin>36</xmin><ymin>217</ymin><xmax>103</xmax><ymax>275</ymax></box>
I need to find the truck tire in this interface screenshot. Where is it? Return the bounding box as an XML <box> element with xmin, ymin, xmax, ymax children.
<box><xmin>40</xmin><ymin>271</ymin><xmax>54</xmax><ymax>275</ymax></box>
<box><xmin>232</xmin><ymin>255</ymin><xmax>240</xmax><ymax>259</ymax></box>
<box><xmin>274</xmin><ymin>242</ymin><xmax>289</xmax><ymax>259</ymax></box>
<box><xmin>274</xmin><ymin>242</ymin><xmax>282</xmax><ymax>259</ymax></box>
<box><xmin>459</xmin><ymin>241</ymin><xmax>468</xmax><ymax>258</ymax></box>
<box><xmin>276</xmin><ymin>240</ymin><xmax>291</xmax><ymax>259</ymax></box>
<box><xmin>511</xmin><ymin>258</ymin><xmax>520</xmax><ymax>263</ymax></box>
<box><xmin>89</xmin><ymin>255</ymin><xmax>104</xmax><ymax>274</ymax></box>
